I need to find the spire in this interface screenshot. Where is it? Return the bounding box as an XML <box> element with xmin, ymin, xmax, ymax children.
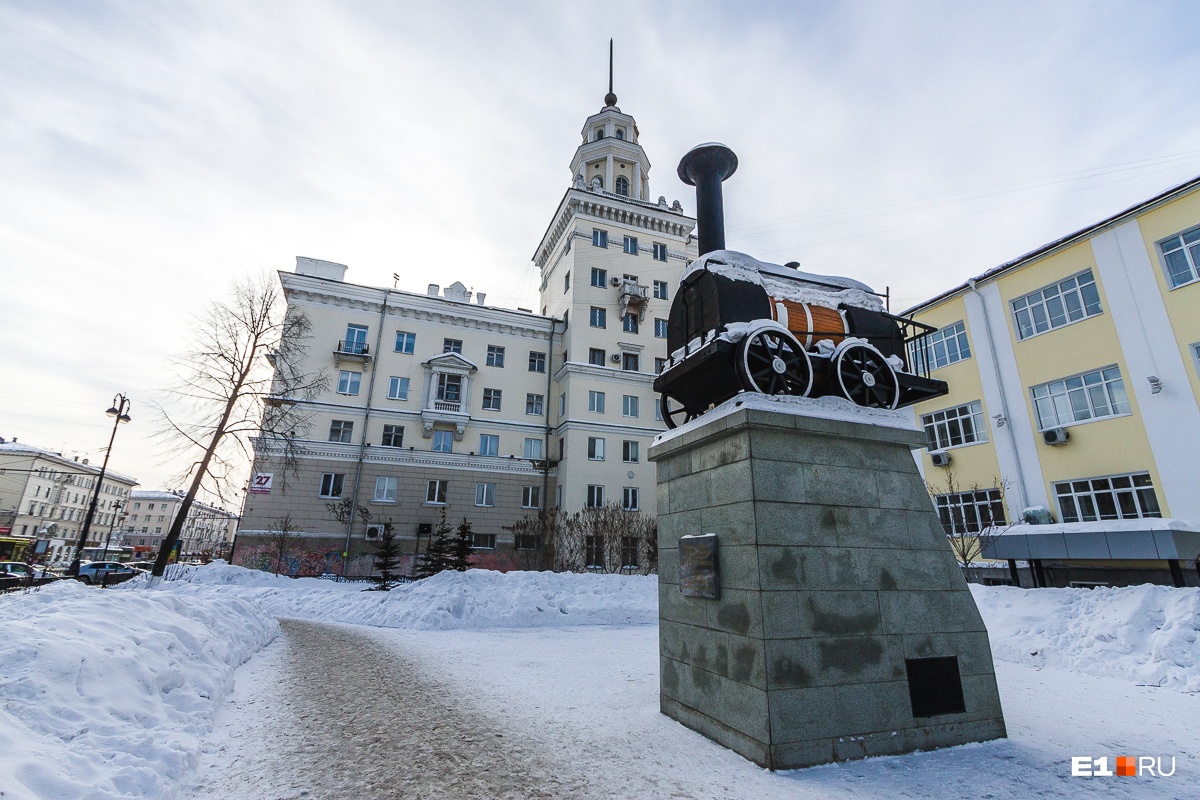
<box><xmin>604</xmin><ymin>39</ymin><xmax>617</xmax><ymax>107</ymax></box>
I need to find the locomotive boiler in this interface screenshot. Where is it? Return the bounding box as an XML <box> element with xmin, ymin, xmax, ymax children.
<box><xmin>654</xmin><ymin>143</ymin><xmax>949</xmax><ymax>429</ymax></box>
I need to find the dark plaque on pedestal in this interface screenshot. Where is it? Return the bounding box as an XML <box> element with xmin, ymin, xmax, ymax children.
<box><xmin>678</xmin><ymin>534</ymin><xmax>719</xmax><ymax>599</ymax></box>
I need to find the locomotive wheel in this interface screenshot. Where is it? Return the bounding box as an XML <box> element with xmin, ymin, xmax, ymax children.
<box><xmin>833</xmin><ymin>342</ymin><xmax>899</xmax><ymax>409</ymax></box>
<box><xmin>660</xmin><ymin>393</ymin><xmax>698</xmax><ymax>430</ymax></box>
<box><xmin>736</xmin><ymin>326</ymin><xmax>813</xmax><ymax>397</ymax></box>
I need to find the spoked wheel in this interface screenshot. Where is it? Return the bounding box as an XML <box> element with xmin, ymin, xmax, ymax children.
<box><xmin>833</xmin><ymin>342</ymin><xmax>900</xmax><ymax>409</ymax></box>
<box><xmin>660</xmin><ymin>393</ymin><xmax>698</xmax><ymax>430</ymax></box>
<box><xmin>736</xmin><ymin>326</ymin><xmax>813</xmax><ymax>396</ymax></box>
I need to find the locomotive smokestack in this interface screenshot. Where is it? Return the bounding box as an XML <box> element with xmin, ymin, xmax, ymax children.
<box><xmin>677</xmin><ymin>143</ymin><xmax>738</xmax><ymax>256</ymax></box>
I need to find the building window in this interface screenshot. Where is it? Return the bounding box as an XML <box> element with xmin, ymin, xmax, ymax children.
<box><xmin>443</xmin><ymin>338</ymin><xmax>463</xmax><ymax>354</ymax></box>
<box><xmin>343</xmin><ymin>324</ymin><xmax>369</xmax><ymax>354</ymax></box>
<box><xmin>622</xmin><ymin>313</ymin><xmax>639</xmax><ymax>334</ymax></box>
<box><xmin>620</xmin><ymin>537</ymin><xmax>639</xmax><ymax>570</ymax></box>
<box><xmin>426</xmin><ymin>480</ymin><xmax>447</xmax><ymax>504</ymax></box>
<box><xmin>329</xmin><ymin>420</ymin><xmax>354</xmax><ymax>443</ymax></box>
<box><xmin>526</xmin><ymin>393</ymin><xmax>544</xmax><ymax>415</ymax></box>
<box><xmin>564</xmin><ymin>270</ymin><xmax>571</xmax><ymax>292</ymax></box>
<box><xmin>558</xmin><ymin>437</ymin><xmax>565</xmax><ymax>461</ymax></box>
<box><xmin>585</xmin><ymin>535</ymin><xmax>604</xmax><ymax>569</ymax></box>
<box><xmin>589</xmin><ymin>348</ymin><xmax>606</xmax><ymax>366</ymax></box>
<box><xmin>529</xmin><ymin>351</ymin><xmax>546</xmax><ymax>373</ymax></box>
<box><xmin>934</xmin><ymin>489</ymin><xmax>1005</xmax><ymax>535</ymax></box>
<box><xmin>1031</xmin><ymin>366</ymin><xmax>1130</xmax><ymax>430</ymax></box>
<box><xmin>336</xmin><ymin>370</ymin><xmax>361</xmax><ymax>395</ymax></box>
<box><xmin>472</xmin><ymin>532</ymin><xmax>497</xmax><ymax>549</ymax></box>
<box><xmin>475</xmin><ymin>482</ymin><xmax>496</xmax><ymax>507</ymax></box>
<box><xmin>622</xmin><ymin>352</ymin><xmax>640</xmax><ymax>372</ymax></box>
<box><xmin>381</xmin><ymin>425</ymin><xmax>404</xmax><ymax>447</ymax></box>
<box><xmin>590</xmin><ymin>307</ymin><xmax>607</xmax><ymax>328</ymax></box>
<box><xmin>921</xmin><ymin>401</ymin><xmax>986</xmax><ymax>451</ymax></box>
<box><xmin>1054</xmin><ymin>472</ymin><xmax>1160</xmax><ymax>523</ymax></box>
<box><xmin>482</xmin><ymin>388</ymin><xmax>502</xmax><ymax>411</ymax></box>
<box><xmin>395</xmin><ymin>331</ymin><xmax>416</xmax><ymax>354</ymax></box>
<box><xmin>588</xmin><ymin>391</ymin><xmax>605</xmax><ymax>413</ymax></box>
<box><xmin>560</xmin><ymin>392</ymin><xmax>567</xmax><ymax>416</ymax></box>
<box><xmin>1191</xmin><ymin>342</ymin><xmax>1200</xmax><ymax>378</ymax></box>
<box><xmin>654</xmin><ymin>318</ymin><xmax>668</xmax><ymax>338</ymax></box>
<box><xmin>373</xmin><ymin>476</ymin><xmax>398</xmax><ymax>503</ymax></box>
<box><xmin>521</xmin><ymin>486</ymin><xmax>541</xmax><ymax>509</ymax></box>
<box><xmin>587</xmin><ymin>437</ymin><xmax>606</xmax><ymax>461</ymax></box>
<box><xmin>586</xmin><ymin>484</ymin><xmax>605</xmax><ymax>508</ymax></box>
<box><xmin>592</xmin><ymin>229</ymin><xmax>608</xmax><ymax>248</ymax></box>
<box><xmin>615</xmin><ymin>176</ymin><xmax>630</xmax><ymax>197</ymax></box>
<box><xmin>319</xmin><ymin>473</ymin><xmax>345</xmax><ymax>498</ymax></box>
<box><xmin>1011</xmin><ymin>269</ymin><xmax>1103</xmax><ymax>340</ymax></box>
<box><xmin>479</xmin><ymin>434</ymin><xmax>499</xmax><ymax>457</ymax></box>
<box><xmin>622</xmin><ymin>487</ymin><xmax>640</xmax><ymax>512</ymax></box>
<box><xmin>653</xmin><ymin>246</ymin><xmax>668</xmax><ymax>265</ymax></box>
<box><xmin>623</xmin><ymin>235</ymin><xmax>638</xmax><ymax>254</ymax></box>
<box><xmin>654</xmin><ymin>357</ymin><xmax>667</xmax><ymax>375</ymax></box>
<box><xmin>432</xmin><ymin>430</ymin><xmax>454</xmax><ymax>453</ymax></box>
<box><xmin>387</xmin><ymin>376</ymin><xmax>410</xmax><ymax>400</ymax></box>
<box><xmin>436</xmin><ymin>374</ymin><xmax>462</xmax><ymax>404</ymax></box>
<box><xmin>516</xmin><ymin>533</ymin><xmax>540</xmax><ymax>550</ymax></box>
<box><xmin>622</xmin><ymin>440</ymin><xmax>639</xmax><ymax>463</ymax></box>
<box><xmin>908</xmin><ymin>321</ymin><xmax>971</xmax><ymax>372</ymax></box>
<box><xmin>524</xmin><ymin>438</ymin><xmax>543</xmax><ymax>459</ymax></box>
<box><xmin>485</xmin><ymin>345</ymin><xmax>505</xmax><ymax>367</ymax></box>
<box><xmin>591</xmin><ymin>267</ymin><xmax>608</xmax><ymax>287</ymax></box>
<box><xmin>1158</xmin><ymin>226</ymin><xmax>1200</xmax><ymax>288</ymax></box>
<box><xmin>622</xmin><ymin>395</ymin><xmax>639</xmax><ymax>417</ymax></box>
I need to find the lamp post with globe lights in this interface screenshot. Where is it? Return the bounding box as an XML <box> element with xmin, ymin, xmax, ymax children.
<box><xmin>67</xmin><ymin>394</ymin><xmax>131</xmax><ymax>576</ymax></box>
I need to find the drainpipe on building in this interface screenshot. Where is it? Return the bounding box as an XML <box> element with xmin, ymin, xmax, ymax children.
<box><xmin>540</xmin><ymin>317</ymin><xmax>560</xmax><ymax>540</ymax></box>
<box><xmin>340</xmin><ymin>289</ymin><xmax>391</xmax><ymax>580</ymax></box>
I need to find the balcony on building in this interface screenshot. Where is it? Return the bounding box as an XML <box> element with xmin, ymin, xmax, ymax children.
<box><xmin>618</xmin><ymin>278</ymin><xmax>649</xmax><ymax>321</ymax></box>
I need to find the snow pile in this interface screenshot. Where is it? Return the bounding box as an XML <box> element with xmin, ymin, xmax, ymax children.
<box><xmin>0</xmin><ymin>579</ymin><xmax>277</xmax><ymax>800</ymax></box>
<box><xmin>972</xmin><ymin>583</ymin><xmax>1200</xmax><ymax>690</ymax></box>
<box><xmin>167</xmin><ymin>565</ymin><xmax>659</xmax><ymax>630</ymax></box>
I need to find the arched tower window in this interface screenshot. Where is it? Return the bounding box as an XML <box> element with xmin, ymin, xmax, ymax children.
<box><xmin>615</xmin><ymin>176</ymin><xmax>630</xmax><ymax>197</ymax></box>
<box><xmin>615</xmin><ymin>128</ymin><xmax>625</xmax><ymax>140</ymax></box>
<box><xmin>594</xmin><ymin>129</ymin><xmax>605</xmax><ymax>141</ymax></box>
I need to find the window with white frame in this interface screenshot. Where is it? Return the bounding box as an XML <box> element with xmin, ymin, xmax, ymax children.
<box><xmin>486</xmin><ymin>345</ymin><xmax>505</xmax><ymax>367</ymax></box>
<box><xmin>1158</xmin><ymin>226</ymin><xmax>1200</xmax><ymax>288</ymax></box>
<box><xmin>587</xmin><ymin>484</ymin><xmax>605</xmax><ymax>508</ymax></box>
<box><xmin>653</xmin><ymin>246</ymin><xmax>668</xmax><ymax>264</ymax></box>
<box><xmin>521</xmin><ymin>486</ymin><xmax>541</xmax><ymax>509</ymax></box>
<box><xmin>590</xmin><ymin>307</ymin><xmax>606</xmax><ymax>328</ymax></box>
<box><xmin>482</xmin><ymin>388</ymin><xmax>502</xmax><ymax>411</ymax></box>
<box><xmin>589</xmin><ymin>348</ymin><xmax>606</xmax><ymax>366</ymax></box>
<box><xmin>319</xmin><ymin>473</ymin><xmax>345</xmax><ymax>498</ymax></box>
<box><xmin>443</xmin><ymin>338</ymin><xmax>463</xmax><ymax>354</ymax></box>
<box><xmin>592</xmin><ymin>229</ymin><xmax>608</xmax><ymax>248</ymax></box>
<box><xmin>381</xmin><ymin>425</ymin><xmax>403</xmax><ymax>447</ymax></box>
<box><xmin>524</xmin><ymin>438</ymin><xmax>543</xmax><ymax>459</ymax></box>
<box><xmin>1054</xmin><ymin>472</ymin><xmax>1160</xmax><ymax>523</ymax></box>
<box><xmin>622</xmin><ymin>395</ymin><xmax>639</xmax><ymax>417</ymax></box>
<box><xmin>623</xmin><ymin>235</ymin><xmax>638</xmax><ymax>255</ymax></box>
<box><xmin>475</xmin><ymin>482</ymin><xmax>496</xmax><ymax>507</ymax></box>
<box><xmin>436</xmin><ymin>374</ymin><xmax>462</xmax><ymax>403</ymax></box>
<box><xmin>622</xmin><ymin>440</ymin><xmax>639</xmax><ymax>463</ymax></box>
<box><xmin>588</xmin><ymin>437</ymin><xmax>606</xmax><ymax>460</ymax></box>
<box><xmin>479</xmin><ymin>434</ymin><xmax>499</xmax><ymax>457</ymax></box>
<box><xmin>588</xmin><ymin>391</ymin><xmax>605</xmax><ymax>413</ymax></box>
<box><xmin>395</xmin><ymin>331</ymin><xmax>416</xmax><ymax>354</ymax></box>
<box><xmin>528</xmin><ymin>351</ymin><xmax>546</xmax><ymax>373</ymax></box>
<box><xmin>921</xmin><ymin>401</ymin><xmax>986</xmax><ymax>451</ymax></box>
<box><xmin>1031</xmin><ymin>365</ymin><xmax>1130</xmax><ymax>430</ymax></box>
<box><xmin>526</xmin><ymin>393</ymin><xmax>544</xmax><ymax>415</ymax></box>
<box><xmin>1011</xmin><ymin>269</ymin><xmax>1103</xmax><ymax>340</ymax></box>
<box><xmin>622</xmin><ymin>313</ymin><xmax>639</xmax><ymax>334</ymax></box>
<box><xmin>654</xmin><ymin>318</ymin><xmax>668</xmax><ymax>338</ymax></box>
<box><xmin>426</xmin><ymin>479</ymin><xmax>447</xmax><ymax>504</ymax></box>
<box><xmin>343</xmin><ymin>324</ymin><xmax>369</xmax><ymax>354</ymax></box>
<box><xmin>387</xmin><ymin>376</ymin><xmax>409</xmax><ymax>400</ymax></box>
<box><xmin>908</xmin><ymin>321</ymin><xmax>971</xmax><ymax>373</ymax></box>
<box><xmin>336</xmin><ymin>370</ymin><xmax>361</xmax><ymax>395</ymax></box>
<box><xmin>329</xmin><ymin>420</ymin><xmax>353</xmax><ymax>443</ymax></box>
<box><xmin>615</xmin><ymin>176</ymin><xmax>630</xmax><ymax>196</ymax></box>
<box><xmin>373</xmin><ymin>476</ymin><xmax>398</xmax><ymax>503</ymax></box>
<box><xmin>432</xmin><ymin>430</ymin><xmax>453</xmax><ymax>453</ymax></box>
<box><xmin>591</xmin><ymin>267</ymin><xmax>608</xmax><ymax>287</ymax></box>
<box><xmin>472</xmin><ymin>532</ymin><xmax>497</xmax><ymax>549</ymax></box>
<box><xmin>933</xmin><ymin>489</ymin><xmax>1005</xmax><ymax>535</ymax></box>
<box><xmin>622</xmin><ymin>487</ymin><xmax>639</xmax><ymax>511</ymax></box>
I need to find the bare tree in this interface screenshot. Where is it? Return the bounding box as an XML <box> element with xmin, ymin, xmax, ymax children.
<box><xmin>265</xmin><ymin>514</ymin><xmax>304</xmax><ymax>576</ymax></box>
<box><xmin>560</xmin><ymin>503</ymin><xmax>657</xmax><ymax>575</ymax></box>
<box><xmin>152</xmin><ymin>274</ymin><xmax>324</xmax><ymax>577</ymax></box>
<box><xmin>508</xmin><ymin>508</ymin><xmax>563</xmax><ymax>571</ymax></box>
<box><xmin>926</xmin><ymin>472</ymin><xmax>1012</xmax><ymax>570</ymax></box>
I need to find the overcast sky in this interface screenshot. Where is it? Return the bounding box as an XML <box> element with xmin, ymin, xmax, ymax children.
<box><xmin>2</xmin><ymin>0</ymin><xmax>1199</xmax><ymax>502</ymax></box>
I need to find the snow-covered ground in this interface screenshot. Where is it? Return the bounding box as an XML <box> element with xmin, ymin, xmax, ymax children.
<box><xmin>1</xmin><ymin>565</ymin><xmax>1197</xmax><ymax>799</ymax></box>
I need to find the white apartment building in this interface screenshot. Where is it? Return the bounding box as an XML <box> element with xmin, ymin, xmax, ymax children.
<box><xmin>120</xmin><ymin>490</ymin><xmax>239</xmax><ymax>561</ymax></box>
<box><xmin>236</xmin><ymin>87</ymin><xmax>697</xmax><ymax>577</ymax></box>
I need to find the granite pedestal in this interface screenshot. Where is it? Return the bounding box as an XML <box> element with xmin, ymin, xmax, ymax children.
<box><xmin>648</xmin><ymin>405</ymin><xmax>1006</xmax><ymax>770</ymax></box>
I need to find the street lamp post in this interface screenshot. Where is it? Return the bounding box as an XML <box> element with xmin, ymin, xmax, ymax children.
<box><xmin>67</xmin><ymin>394</ymin><xmax>132</xmax><ymax>576</ymax></box>
<box><xmin>101</xmin><ymin>500</ymin><xmax>124</xmax><ymax>561</ymax></box>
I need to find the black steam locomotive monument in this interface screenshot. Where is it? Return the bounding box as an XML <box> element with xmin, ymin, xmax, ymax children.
<box><xmin>649</xmin><ymin>143</ymin><xmax>1006</xmax><ymax>770</ymax></box>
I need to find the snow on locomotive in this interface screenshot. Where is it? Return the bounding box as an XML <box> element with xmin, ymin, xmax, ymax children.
<box><xmin>653</xmin><ymin>143</ymin><xmax>949</xmax><ymax>429</ymax></box>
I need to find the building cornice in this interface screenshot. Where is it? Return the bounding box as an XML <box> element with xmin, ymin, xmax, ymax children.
<box><xmin>253</xmin><ymin>438</ymin><xmax>550</xmax><ymax>476</ymax></box>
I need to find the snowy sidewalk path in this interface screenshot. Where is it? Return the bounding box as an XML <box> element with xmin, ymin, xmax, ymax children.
<box><xmin>184</xmin><ymin>619</ymin><xmax>577</xmax><ymax>800</ymax></box>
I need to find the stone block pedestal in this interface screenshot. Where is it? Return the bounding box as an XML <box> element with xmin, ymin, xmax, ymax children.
<box><xmin>648</xmin><ymin>406</ymin><xmax>1006</xmax><ymax>770</ymax></box>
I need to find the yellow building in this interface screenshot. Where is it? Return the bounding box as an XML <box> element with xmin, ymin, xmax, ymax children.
<box><xmin>907</xmin><ymin>176</ymin><xmax>1200</xmax><ymax>588</ymax></box>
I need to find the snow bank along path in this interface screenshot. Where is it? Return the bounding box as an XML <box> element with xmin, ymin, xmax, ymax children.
<box><xmin>0</xmin><ymin>579</ymin><xmax>276</xmax><ymax>800</ymax></box>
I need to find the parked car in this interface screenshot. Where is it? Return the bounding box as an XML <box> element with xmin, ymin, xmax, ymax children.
<box><xmin>75</xmin><ymin>561</ymin><xmax>138</xmax><ymax>586</ymax></box>
<box><xmin>0</xmin><ymin>561</ymin><xmax>57</xmax><ymax>589</ymax></box>
<box><xmin>128</xmin><ymin>561</ymin><xmax>156</xmax><ymax>573</ymax></box>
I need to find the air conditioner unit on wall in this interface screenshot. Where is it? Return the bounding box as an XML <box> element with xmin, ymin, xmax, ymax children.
<box><xmin>1043</xmin><ymin>427</ymin><xmax>1070</xmax><ymax>446</ymax></box>
<box><xmin>611</xmin><ymin>353</ymin><xmax>621</xmax><ymax>363</ymax></box>
<box><xmin>610</xmin><ymin>276</ymin><xmax>621</xmax><ymax>287</ymax></box>
<box><xmin>365</xmin><ymin>525</ymin><xmax>382</xmax><ymax>539</ymax></box>
<box><xmin>930</xmin><ymin>451</ymin><xmax>952</xmax><ymax>467</ymax></box>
